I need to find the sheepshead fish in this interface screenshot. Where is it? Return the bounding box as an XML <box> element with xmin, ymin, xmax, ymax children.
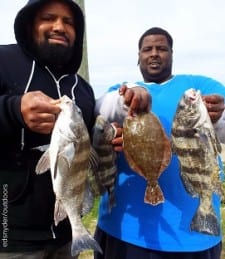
<box><xmin>123</xmin><ymin>112</ymin><xmax>172</xmax><ymax>205</ymax></box>
<box><xmin>171</xmin><ymin>88</ymin><xmax>223</xmax><ymax>236</ymax></box>
<box><xmin>92</xmin><ymin>115</ymin><xmax>117</xmax><ymax>211</ymax></box>
<box><xmin>35</xmin><ymin>95</ymin><xmax>102</xmax><ymax>256</ymax></box>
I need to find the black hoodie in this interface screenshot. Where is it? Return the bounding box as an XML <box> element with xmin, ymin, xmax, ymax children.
<box><xmin>0</xmin><ymin>0</ymin><xmax>95</xmax><ymax>251</ymax></box>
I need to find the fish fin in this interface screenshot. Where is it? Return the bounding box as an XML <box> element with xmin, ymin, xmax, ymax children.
<box><xmin>87</xmin><ymin>168</ymin><xmax>105</xmax><ymax>197</ymax></box>
<box><xmin>71</xmin><ymin>226</ymin><xmax>102</xmax><ymax>256</ymax></box>
<box><xmin>32</xmin><ymin>144</ymin><xmax>50</xmax><ymax>152</ymax></box>
<box><xmin>81</xmin><ymin>181</ymin><xmax>94</xmax><ymax>217</ymax></box>
<box><xmin>87</xmin><ymin>147</ymin><xmax>107</xmax><ymax>196</ymax></box>
<box><xmin>123</xmin><ymin>149</ymin><xmax>144</xmax><ymax>177</ymax></box>
<box><xmin>54</xmin><ymin>199</ymin><xmax>67</xmax><ymax>226</ymax></box>
<box><xmin>180</xmin><ymin>171</ymin><xmax>198</xmax><ymax>196</ymax></box>
<box><xmin>191</xmin><ymin>204</ymin><xmax>220</xmax><ymax>236</ymax></box>
<box><xmin>144</xmin><ymin>182</ymin><xmax>164</xmax><ymax>206</ymax></box>
<box><xmin>89</xmin><ymin>146</ymin><xmax>100</xmax><ymax>172</ymax></box>
<box><xmin>53</xmin><ymin>143</ymin><xmax>75</xmax><ymax>179</ymax></box>
<box><xmin>159</xmin><ymin>136</ymin><xmax>172</xmax><ymax>173</ymax></box>
<box><xmin>219</xmin><ymin>143</ymin><xmax>225</xmax><ymax>163</ymax></box>
<box><xmin>211</xmin><ymin>167</ymin><xmax>224</xmax><ymax>196</ymax></box>
<box><xmin>215</xmin><ymin>134</ymin><xmax>222</xmax><ymax>154</ymax></box>
<box><xmin>60</xmin><ymin>143</ymin><xmax>76</xmax><ymax>168</ymax></box>
<box><xmin>35</xmin><ymin>150</ymin><xmax>50</xmax><ymax>174</ymax></box>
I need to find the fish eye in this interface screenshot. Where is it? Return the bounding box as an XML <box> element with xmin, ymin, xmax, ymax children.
<box><xmin>100</xmin><ymin>128</ymin><xmax>104</xmax><ymax>133</ymax></box>
<box><xmin>179</xmin><ymin>104</ymin><xmax>185</xmax><ymax>110</ymax></box>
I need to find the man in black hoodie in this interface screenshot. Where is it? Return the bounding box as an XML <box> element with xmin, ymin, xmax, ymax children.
<box><xmin>0</xmin><ymin>0</ymin><xmax>150</xmax><ymax>258</ymax></box>
<box><xmin>0</xmin><ymin>1</ymin><xmax>95</xmax><ymax>258</ymax></box>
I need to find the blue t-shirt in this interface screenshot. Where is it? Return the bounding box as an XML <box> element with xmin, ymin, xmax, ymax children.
<box><xmin>97</xmin><ymin>74</ymin><xmax>225</xmax><ymax>252</ymax></box>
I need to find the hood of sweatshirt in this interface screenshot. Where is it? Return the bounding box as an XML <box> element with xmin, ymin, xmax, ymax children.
<box><xmin>14</xmin><ymin>0</ymin><xmax>84</xmax><ymax>74</ymax></box>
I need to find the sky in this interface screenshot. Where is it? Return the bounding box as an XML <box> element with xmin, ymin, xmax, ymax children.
<box><xmin>1</xmin><ymin>1</ymin><xmax>225</xmax><ymax>97</ymax></box>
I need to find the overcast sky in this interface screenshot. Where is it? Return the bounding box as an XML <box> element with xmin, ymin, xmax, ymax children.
<box><xmin>1</xmin><ymin>1</ymin><xmax>225</xmax><ymax>97</ymax></box>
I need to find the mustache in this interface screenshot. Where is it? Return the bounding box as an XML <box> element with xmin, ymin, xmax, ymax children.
<box><xmin>45</xmin><ymin>32</ymin><xmax>70</xmax><ymax>44</ymax></box>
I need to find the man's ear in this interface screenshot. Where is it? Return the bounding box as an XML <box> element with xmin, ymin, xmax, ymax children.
<box><xmin>137</xmin><ymin>57</ymin><xmax>140</xmax><ymax>65</ymax></box>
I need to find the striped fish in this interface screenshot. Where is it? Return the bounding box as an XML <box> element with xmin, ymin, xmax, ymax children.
<box><xmin>35</xmin><ymin>95</ymin><xmax>102</xmax><ymax>256</ymax></box>
<box><xmin>92</xmin><ymin>115</ymin><xmax>117</xmax><ymax>211</ymax></box>
<box><xmin>171</xmin><ymin>88</ymin><xmax>223</xmax><ymax>236</ymax></box>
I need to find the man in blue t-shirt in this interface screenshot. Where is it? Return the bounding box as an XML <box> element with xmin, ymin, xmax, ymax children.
<box><xmin>94</xmin><ymin>27</ymin><xmax>225</xmax><ymax>259</ymax></box>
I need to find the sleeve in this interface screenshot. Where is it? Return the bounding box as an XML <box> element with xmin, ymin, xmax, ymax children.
<box><xmin>95</xmin><ymin>82</ymin><xmax>149</xmax><ymax>124</ymax></box>
<box><xmin>95</xmin><ymin>90</ymin><xmax>128</xmax><ymax>125</ymax></box>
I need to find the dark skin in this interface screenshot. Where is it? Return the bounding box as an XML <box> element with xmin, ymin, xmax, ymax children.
<box><xmin>203</xmin><ymin>95</ymin><xmax>225</xmax><ymax>123</ymax></box>
<box><xmin>21</xmin><ymin>91</ymin><xmax>61</xmax><ymax>134</ymax></box>
<box><xmin>138</xmin><ymin>34</ymin><xmax>225</xmax><ymax>123</ymax></box>
<box><xmin>111</xmin><ymin>84</ymin><xmax>151</xmax><ymax>152</ymax></box>
<box><xmin>21</xmin><ymin>86</ymin><xmax>150</xmax><ymax>137</ymax></box>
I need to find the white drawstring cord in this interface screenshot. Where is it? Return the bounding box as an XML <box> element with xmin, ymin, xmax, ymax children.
<box><xmin>21</xmin><ymin>63</ymin><xmax>78</xmax><ymax>150</ymax></box>
<box><xmin>21</xmin><ymin>60</ymin><xmax>36</xmax><ymax>151</ymax></box>
<box><xmin>45</xmin><ymin>66</ymin><xmax>78</xmax><ymax>101</ymax></box>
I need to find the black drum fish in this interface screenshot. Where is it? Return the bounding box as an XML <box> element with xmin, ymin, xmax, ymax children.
<box><xmin>171</xmin><ymin>88</ymin><xmax>223</xmax><ymax>236</ymax></box>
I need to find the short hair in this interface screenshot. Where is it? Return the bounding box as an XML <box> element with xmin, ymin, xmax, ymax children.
<box><xmin>138</xmin><ymin>27</ymin><xmax>173</xmax><ymax>50</ymax></box>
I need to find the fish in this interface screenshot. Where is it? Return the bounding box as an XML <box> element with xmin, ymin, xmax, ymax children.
<box><xmin>123</xmin><ymin>112</ymin><xmax>172</xmax><ymax>205</ymax></box>
<box><xmin>171</xmin><ymin>88</ymin><xmax>223</xmax><ymax>236</ymax></box>
<box><xmin>92</xmin><ymin>115</ymin><xmax>118</xmax><ymax>211</ymax></box>
<box><xmin>35</xmin><ymin>95</ymin><xmax>102</xmax><ymax>256</ymax></box>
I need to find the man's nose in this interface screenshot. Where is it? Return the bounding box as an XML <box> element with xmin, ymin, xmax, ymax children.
<box><xmin>52</xmin><ymin>19</ymin><xmax>65</xmax><ymax>32</ymax></box>
<box><xmin>150</xmin><ymin>48</ymin><xmax>158</xmax><ymax>56</ymax></box>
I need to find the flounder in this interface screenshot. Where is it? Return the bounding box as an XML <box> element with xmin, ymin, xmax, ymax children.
<box><xmin>123</xmin><ymin>112</ymin><xmax>172</xmax><ymax>205</ymax></box>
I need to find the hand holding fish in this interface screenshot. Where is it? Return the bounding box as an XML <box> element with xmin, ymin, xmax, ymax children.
<box><xmin>21</xmin><ymin>91</ymin><xmax>61</xmax><ymax>134</ymax></box>
<box><xmin>119</xmin><ymin>84</ymin><xmax>151</xmax><ymax>116</ymax></box>
<box><xmin>202</xmin><ymin>94</ymin><xmax>225</xmax><ymax>123</ymax></box>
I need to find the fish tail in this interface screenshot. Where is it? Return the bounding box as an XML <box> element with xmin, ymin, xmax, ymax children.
<box><xmin>71</xmin><ymin>228</ymin><xmax>102</xmax><ymax>256</ymax></box>
<box><xmin>144</xmin><ymin>183</ymin><xmax>164</xmax><ymax>206</ymax></box>
<box><xmin>191</xmin><ymin>205</ymin><xmax>220</xmax><ymax>236</ymax></box>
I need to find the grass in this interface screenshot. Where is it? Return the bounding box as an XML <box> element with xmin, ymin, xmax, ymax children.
<box><xmin>79</xmin><ymin>198</ymin><xmax>99</xmax><ymax>259</ymax></box>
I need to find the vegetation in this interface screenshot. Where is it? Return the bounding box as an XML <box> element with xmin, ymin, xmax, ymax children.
<box><xmin>79</xmin><ymin>199</ymin><xmax>99</xmax><ymax>259</ymax></box>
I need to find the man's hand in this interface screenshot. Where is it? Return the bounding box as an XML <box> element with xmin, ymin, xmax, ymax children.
<box><xmin>202</xmin><ymin>94</ymin><xmax>225</xmax><ymax>123</ymax></box>
<box><xmin>21</xmin><ymin>91</ymin><xmax>61</xmax><ymax>134</ymax></box>
<box><xmin>111</xmin><ymin>122</ymin><xmax>123</xmax><ymax>152</ymax></box>
<box><xmin>119</xmin><ymin>84</ymin><xmax>151</xmax><ymax>116</ymax></box>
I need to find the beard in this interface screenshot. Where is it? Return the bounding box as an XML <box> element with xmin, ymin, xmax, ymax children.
<box><xmin>32</xmin><ymin>41</ymin><xmax>74</xmax><ymax>71</ymax></box>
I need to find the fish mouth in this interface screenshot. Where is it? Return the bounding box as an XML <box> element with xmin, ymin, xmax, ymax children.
<box><xmin>185</xmin><ymin>89</ymin><xmax>200</xmax><ymax>103</ymax></box>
